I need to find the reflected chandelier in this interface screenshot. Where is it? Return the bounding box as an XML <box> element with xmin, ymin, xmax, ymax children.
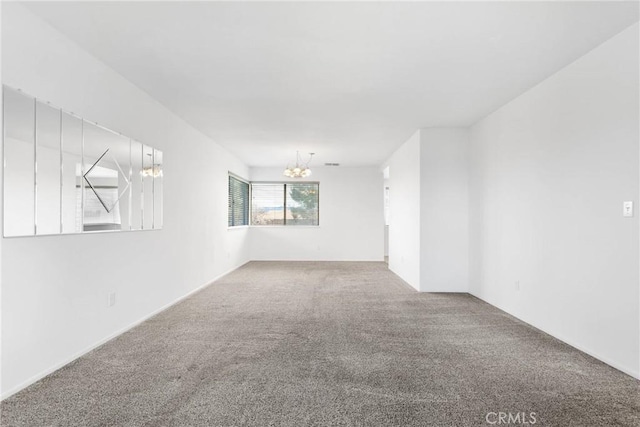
<box><xmin>283</xmin><ymin>151</ymin><xmax>314</xmax><ymax>178</ymax></box>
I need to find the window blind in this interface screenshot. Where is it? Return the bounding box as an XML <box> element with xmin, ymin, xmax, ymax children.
<box><xmin>251</xmin><ymin>183</ymin><xmax>285</xmax><ymax>225</ymax></box>
<box><xmin>228</xmin><ymin>175</ymin><xmax>249</xmax><ymax>226</ymax></box>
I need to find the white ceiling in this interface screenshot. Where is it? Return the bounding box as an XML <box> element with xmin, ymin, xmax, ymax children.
<box><xmin>23</xmin><ymin>1</ymin><xmax>639</xmax><ymax>167</ymax></box>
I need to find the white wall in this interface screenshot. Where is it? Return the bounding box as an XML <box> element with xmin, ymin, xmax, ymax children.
<box><xmin>383</xmin><ymin>179</ymin><xmax>389</xmax><ymax>257</ymax></box>
<box><xmin>420</xmin><ymin>128</ymin><xmax>469</xmax><ymax>292</ymax></box>
<box><xmin>249</xmin><ymin>167</ymin><xmax>384</xmax><ymax>261</ymax></box>
<box><xmin>1</xmin><ymin>3</ymin><xmax>250</xmax><ymax>398</ymax></box>
<box><xmin>385</xmin><ymin>131</ymin><xmax>421</xmax><ymax>290</ymax></box>
<box><xmin>385</xmin><ymin>129</ymin><xmax>469</xmax><ymax>293</ymax></box>
<box><xmin>0</xmin><ymin>0</ymin><xmax>4</xmax><ymax>405</ymax></box>
<box><xmin>469</xmin><ymin>23</ymin><xmax>640</xmax><ymax>378</ymax></box>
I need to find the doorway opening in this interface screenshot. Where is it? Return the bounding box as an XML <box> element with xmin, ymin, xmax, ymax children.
<box><xmin>383</xmin><ymin>166</ymin><xmax>390</xmax><ymax>265</ymax></box>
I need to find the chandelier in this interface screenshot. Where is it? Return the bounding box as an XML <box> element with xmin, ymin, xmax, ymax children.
<box><xmin>283</xmin><ymin>151</ymin><xmax>314</xmax><ymax>178</ymax></box>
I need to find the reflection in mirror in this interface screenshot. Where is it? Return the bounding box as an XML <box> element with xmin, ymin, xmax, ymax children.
<box><xmin>36</xmin><ymin>101</ymin><xmax>62</xmax><ymax>235</ymax></box>
<box><xmin>142</xmin><ymin>144</ymin><xmax>154</xmax><ymax>229</ymax></box>
<box><xmin>3</xmin><ymin>88</ymin><xmax>35</xmax><ymax>236</ymax></box>
<box><xmin>82</xmin><ymin>122</ymin><xmax>131</xmax><ymax>232</ymax></box>
<box><xmin>3</xmin><ymin>85</ymin><xmax>163</xmax><ymax>236</ymax></box>
<box><xmin>61</xmin><ymin>113</ymin><xmax>83</xmax><ymax>234</ymax></box>
<box><xmin>153</xmin><ymin>149</ymin><xmax>163</xmax><ymax>229</ymax></box>
<box><xmin>130</xmin><ymin>140</ymin><xmax>143</xmax><ymax>230</ymax></box>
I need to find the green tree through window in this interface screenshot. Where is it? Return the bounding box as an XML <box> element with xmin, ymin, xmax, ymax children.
<box><xmin>288</xmin><ymin>183</ymin><xmax>319</xmax><ymax>225</ymax></box>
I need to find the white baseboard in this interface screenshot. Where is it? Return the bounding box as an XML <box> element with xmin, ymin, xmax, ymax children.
<box><xmin>0</xmin><ymin>262</ymin><xmax>247</xmax><ymax>401</ymax></box>
<box><xmin>6</xmin><ymin>263</ymin><xmax>633</xmax><ymax>401</ymax></box>
<box><xmin>470</xmin><ymin>292</ymin><xmax>640</xmax><ymax>380</ymax></box>
<box><xmin>249</xmin><ymin>259</ymin><xmax>386</xmax><ymax>262</ymax></box>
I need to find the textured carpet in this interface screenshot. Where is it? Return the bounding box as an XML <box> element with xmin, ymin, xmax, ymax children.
<box><xmin>1</xmin><ymin>261</ymin><xmax>639</xmax><ymax>426</ymax></box>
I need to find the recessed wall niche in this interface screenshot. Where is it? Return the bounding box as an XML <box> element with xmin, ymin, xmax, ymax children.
<box><xmin>2</xmin><ymin>85</ymin><xmax>163</xmax><ymax>237</ymax></box>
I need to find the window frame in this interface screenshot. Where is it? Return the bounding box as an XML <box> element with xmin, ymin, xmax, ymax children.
<box><xmin>227</xmin><ymin>173</ymin><xmax>250</xmax><ymax>227</ymax></box>
<box><xmin>249</xmin><ymin>181</ymin><xmax>320</xmax><ymax>227</ymax></box>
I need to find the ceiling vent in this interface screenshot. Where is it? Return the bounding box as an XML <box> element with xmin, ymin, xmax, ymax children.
<box><xmin>324</xmin><ymin>162</ymin><xmax>340</xmax><ymax>166</ymax></box>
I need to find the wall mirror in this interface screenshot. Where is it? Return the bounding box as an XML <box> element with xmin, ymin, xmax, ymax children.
<box><xmin>2</xmin><ymin>85</ymin><xmax>163</xmax><ymax>237</ymax></box>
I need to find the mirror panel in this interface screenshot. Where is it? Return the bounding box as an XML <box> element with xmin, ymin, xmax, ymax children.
<box><xmin>82</xmin><ymin>122</ymin><xmax>131</xmax><ymax>232</ymax></box>
<box><xmin>3</xmin><ymin>88</ymin><xmax>35</xmax><ymax>237</ymax></box>
<box><xmin>142</xmin><ymin>144</ymin><xmax>154</xmax><ymax>229</ymax></box>
<box><xmin>153</xmin><ymin>149</ymin><xmax>163</xmax><ymax>229</ymax></box>
<box><xmin>129</xmin><ymin>141</ymin><xmax>143</xmax><ymax>230</ymax></box>
<box><xmin>61</xmin><ymin>113</ymin><xmax>83</xmax><ymax>234</ymax></box>
<box><xmin>35</xmin><ymin>101</ymin><xmax>62</xmax><ymax>235</ymax></box>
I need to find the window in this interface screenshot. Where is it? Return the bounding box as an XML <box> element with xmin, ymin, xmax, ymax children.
<box><xmin>286</xmin><ymin>183</ymin><xmax>319</xmax><ymax>225</ymax></box>
<box><xmin>228</xmin><ymin>175</ymin><xmax>249</xmax><ymax>226</ymax></box>
<box><xmin>251</xmin><ymin>182</ymin><xmax>319</xmax><ymax>226</ymax></box>
<box><xmin>251</xmin><ymin>183</ymin><xmax>284</xmax><ymax>225</ymax></box>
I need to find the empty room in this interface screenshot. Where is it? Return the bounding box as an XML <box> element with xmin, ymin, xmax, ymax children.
<box><xmin>1</xmin><ymin>1</ymin><xmax>639</xmax><ymax>426</ymax></box>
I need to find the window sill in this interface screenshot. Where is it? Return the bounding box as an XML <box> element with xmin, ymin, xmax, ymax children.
<box><xmin>227</xmin><ymin>225</ymin><xmax>250</xmax><ymax>230</ymax></box>
<box><xmin>249</xmin><ymin>225</ymin><xmax>320</xmax><ymax>228</ymax></box>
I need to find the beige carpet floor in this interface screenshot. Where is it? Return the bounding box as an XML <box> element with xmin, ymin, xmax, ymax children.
<box><xmin>1</xmin><ymin>261</ymin><xmax>639</xmax><ymax>426</ymax></box>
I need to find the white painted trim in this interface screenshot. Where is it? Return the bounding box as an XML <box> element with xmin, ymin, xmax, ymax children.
<box><xmin>389</xmin><ymin>273</ymin><xmax>420</xmax><ymax>293</ymax></box>
<box><xmin>227</xmin><ymin>225</ymin><xmax>249</xmax><ymax>230</ymax></box>
<box><xmin>388</xmin><ymin>266</ymin><xmax>420</xmax><ymax>292</ymax></box>
<box><xmin>250</xmin><ymin>259</ymin><xmax>384</xmax><ymax>262</ymax></box>
<box><xmin>0</xmin><ymin>262</ymin><xmax>248</xmax><ymax>401</ymax></box>
<box><xmin>249</xmin><ymin>225</ymin><xmax>321</xmax><ymax>228</ymax></box>
<box><xmin>470</xmin><ymin>293</ymin><xmax>640</xmax><ymax>380</ymax></box>
<box><xmin>6</xmin><ymin>265</ymin><xmax>632</xmax><ymax>401</ymax></box>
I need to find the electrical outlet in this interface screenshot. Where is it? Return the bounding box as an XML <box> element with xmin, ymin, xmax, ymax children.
<box><xmin>515</xmin><ymin>281</ymin><xmax>520</xmax><ymax>291</ymax></box>
<box><xmin>623</xmin><ymin>201</ymin><xmax>633</xmax><ymax>217</ymax></box>
<box><xmin>108</xmin><ymin>292</ymin><xmax>116</xmax><ymax>307</ymax></box>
